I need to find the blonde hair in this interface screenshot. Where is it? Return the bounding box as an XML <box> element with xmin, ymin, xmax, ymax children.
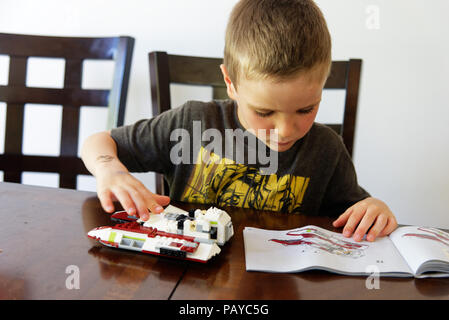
<box><xmin>224</xmin><ymin>0</ymin><xmax>332</xmax><ymax>86</ymax></box>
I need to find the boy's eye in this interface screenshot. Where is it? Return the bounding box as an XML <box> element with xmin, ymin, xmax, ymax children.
<box><xmin>255</xmin><ymin>110</ymin><xmax>274</xmax><ymax>118</ymax></box>
<box><xmin>297</xmin><ymin>106</ymin><xmax>315</xmax><ymax>114</ymax></box>
<box><xmin>254</xmin><ymin>106</ymin><xmax>315</xmax><ymax>117</ymax></box>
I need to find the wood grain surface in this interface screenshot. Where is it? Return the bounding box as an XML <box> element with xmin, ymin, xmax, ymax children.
<box><xmin>1</xmin><ymin>182</ymin><xmax>448</xmax><ymax>300</ymax></box>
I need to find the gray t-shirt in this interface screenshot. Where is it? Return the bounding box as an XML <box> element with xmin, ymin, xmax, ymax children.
<box><xmin>111</xmin><ymin>99</ymin><xmax>369</xmax><ymax>217</ymax></box>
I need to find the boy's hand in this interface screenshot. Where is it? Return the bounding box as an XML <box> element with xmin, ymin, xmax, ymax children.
<box><xmin>96</xmin><ymin>170</ymin><xmax>170</xmax><ymax>221</ymax></box>
<box><xmin>80</xmin><ymin>131</ymin><xmax>170</xmax><ymax>221</ymax></box>
<box><xmin>332</xmin><ymin>197</ymin><xmax>397</xmax><ymax>242</ymax></box>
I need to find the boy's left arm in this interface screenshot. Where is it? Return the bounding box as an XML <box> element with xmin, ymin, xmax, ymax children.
<box><xmin>332</xmin><ymin>197</ymin><xmax>398</xmax><ymax>242</ymax></box>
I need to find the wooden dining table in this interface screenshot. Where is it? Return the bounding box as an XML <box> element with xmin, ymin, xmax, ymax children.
<box><xmin>1</xmin><ymin>181</ymin><xmax>448</xmax><ymax>301</ymax></box>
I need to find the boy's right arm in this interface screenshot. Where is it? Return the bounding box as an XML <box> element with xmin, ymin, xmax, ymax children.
<box><xmin>81</xmin><ymin>131</ymin><xmax>170</xmax><ymax>221</ymax></box>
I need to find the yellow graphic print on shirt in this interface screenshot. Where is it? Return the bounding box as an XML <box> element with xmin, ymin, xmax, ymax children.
<box><xmin>181</xmin><ymin>147</ymin><xmax>310</xmax><ymax>213</ymax></box>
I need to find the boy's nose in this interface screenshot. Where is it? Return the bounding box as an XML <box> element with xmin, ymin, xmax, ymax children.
<box><xmin>276</xmin><ymin>119</ymin><xmax>297</xmax><ymax>140</ymax></box>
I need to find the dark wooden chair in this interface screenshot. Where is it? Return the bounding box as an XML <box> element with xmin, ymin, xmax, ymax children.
<box><xmin>0</xmin><ymin>33</ymin><xmax>134</xmax><ymax>189</ymax></box>
<box><xmin>149</xmin><ymin>51</ymin><xmax>362</xmax><ymax>195</ymax></box>
<box><xmin>323</xmin><ymin>59</ymin><xmax>362</xmax><ymax>157</ymax></box>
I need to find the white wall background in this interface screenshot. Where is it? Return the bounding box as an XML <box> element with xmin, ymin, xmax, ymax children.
<box><xmin>0</xmin><ymin>0</ymin><xmax>448</xmax><ymax>228</ymax></box>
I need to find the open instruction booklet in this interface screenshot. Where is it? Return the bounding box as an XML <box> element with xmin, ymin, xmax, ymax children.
<box><xmin>243</xmin><ymin>225</ymin><xmax>449</xmax><ymax>278</ymax></box>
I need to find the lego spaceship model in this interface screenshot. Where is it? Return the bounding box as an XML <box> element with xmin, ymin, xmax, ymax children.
<box><xmin>87</xmin><ymin>205</ymin><xmax>234</xmax><ymax>262</ymax></box>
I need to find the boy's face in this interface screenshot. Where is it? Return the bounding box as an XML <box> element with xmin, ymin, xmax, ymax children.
<box><xmin>221</xmin><ymin>65</ymin><xmax>327</xmax><ymax>152</ymax></box>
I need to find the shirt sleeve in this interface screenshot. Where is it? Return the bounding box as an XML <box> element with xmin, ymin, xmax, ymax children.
<box><xmin>319</xmin><ymin>143</ymin><xmax>371</xmax><ymax>217</ymax></box>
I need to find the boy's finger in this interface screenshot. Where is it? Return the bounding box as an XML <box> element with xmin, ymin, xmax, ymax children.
<box><xmin>352</xmin><ymin>207</ymin><xmax>378</xmax><ymax>242</ymax></box>
<box><xmin>142</xmin><ymin>190</ymin><xmax>170</xmax><ymax>214</ymax></box>
<box><xmin>128</xmin><ymin>188</ymin><xmax>150</xmax><ymax>221</ymax></box>
<box><xmin>366</xmin><ymin>214</ymin><xmax>388</xmax><ymax>242</ymax></box>
<box><xmin>147</xmin><ymin>200</ymin><xmax>165</xmax><ymax>214</ymax></box>
<box><xmin>98</xmin><ymin>189</ymin><xmax>115</xmax><ymax>213</ymax></box>
<box><xmin>379</xmin><ymin>217</ymin><xmax>398</xmax><ymax>237</ymax></box>
<box><xmin>153</xmin><ymin>193</ymin><xmax>171</xmax><ymax>206</ymax></box>
<box><xmin>342</xmin><ymin>206</ymin><xmax>366</xmax><ymax>238</ymax></box>
<box><xmin>112</xmin><ymin>188</ymin><xmax>137</xmax><ymax>217</ymax></box>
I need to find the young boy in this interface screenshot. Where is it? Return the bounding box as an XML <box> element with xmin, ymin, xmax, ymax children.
<box><xmin>81</xmin><ymin>0</ymin><xmax>397</xmax><ymax>242</ymax></box>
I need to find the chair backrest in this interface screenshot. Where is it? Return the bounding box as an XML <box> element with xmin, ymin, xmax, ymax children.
<box><xmin>322</xmin><ymin>59</ymin><xmax>362</xmax><ymax>157</ymax></box>
<box><xmin>0</xmin><ymin>33</ymin><xmax>134</xmax><ymax>189</ymax></box>
<box><xmin>149</xmin><ymin>51</ymin><xmax>362</xmax><ymax>195</ymax></box>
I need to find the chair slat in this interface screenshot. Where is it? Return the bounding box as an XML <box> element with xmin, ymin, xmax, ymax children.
<box><xmin>60</xmin><ymin>59</ymin><xmax>82</xmax><ymax>160</ymax></box>
<box><xmin>107</xmin><ymin>37</ymin><xmax>135</xmax><ymax>128</ymax></box>
<box><xmin>212</xmin><ymin>86</ymin><xmax>228</xmax><ymax>100</ymax></box>
<box><xmin>149</xmin><ymin>51</ymin><xmax>172</xmax><ymax>116</ymax></box>
<box><xmin>341</xmin><ymin>59</ymin><xmax>362</xmax><ymax>156</ymax></box>
<box><xmin>0</xmin><ymin>154</ymin><xmax>89</xmax><ymax>174</ymax></box>
<box><xmin>0</xmin><ymin>33</ymin><xmax>119</xmax><ymax>59</ymax></box>
<box><xmin>4</xmin><ymin>103</ymin><xmax>24</xmax><ymax>154</ymax></box>
<box><xmin>64</xmin><ymin>59</ymin><xmax>83</xmax><ymax>88</ymax></box>
<box><xmin>168</xmin><ymin>54</ymin><xmax>224</xmax><ymax>86</ymax></box>
<box><xmin>324</xmin><ymin>61</ymin><xmax>348</xmax><ymax>89</ymax></box>
<box><xmin>4</xmin><ymin>56</ymin><xmax>27</xmax><ymax>155</ymax></box>
<box><xmin>8</xmin><ymin>56</ymin><xmax>28</xmax><ymax>85</ymax></box>
<box><xmin>60</xmin><ymin>107</ymin><xmax>80</xmax><ymax>157</ymax></box>
<box><xmin>0</xmin><ymin>86</ymin><xmax>109</xmax><ymax>106</ymax></box>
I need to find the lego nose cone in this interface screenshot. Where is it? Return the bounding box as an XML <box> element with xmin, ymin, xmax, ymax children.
<box><xmin>87</xmin><ymin>227</ymin><xmax>108</xmax><ymax>240</ymax></box>
<box><xmin>87</xmin><ymin>229</ymin><xmax>99</xmax><ymax>239</ymax></box>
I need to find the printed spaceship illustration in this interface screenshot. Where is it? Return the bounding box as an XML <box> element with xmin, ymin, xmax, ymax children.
<box><xmin>87</xmin><ymin>205</ymin><xmax>234</xmax><ymax>262</ymax></box>
<box><xmin>270</xmin><ymin>227</ymin><xmax>368</xmax><ymax>259</ymax></box>
<box><xmin>402</xmin><ymin>227</ymin><xmax>449</xmax><ymax>248</ymax></box>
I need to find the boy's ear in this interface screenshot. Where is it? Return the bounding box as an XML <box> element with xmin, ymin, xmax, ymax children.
<box><xmin>220</xmin><ymin>64</ymin><xmax>237</xmax><ymax>100</ymax></box>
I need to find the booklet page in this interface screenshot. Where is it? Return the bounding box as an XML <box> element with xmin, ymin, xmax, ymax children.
<box><xmin>244</xmin><ymin>225</ymin><xmax>412</xmax><ymax>276</ymax></box>
<box><xmin>389</xmin><ymin>226</ymin><xmax>449</xmax><ymax>276</ymax></box>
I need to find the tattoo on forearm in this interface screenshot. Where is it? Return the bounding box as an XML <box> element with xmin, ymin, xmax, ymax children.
<box><xmin>96</xmin><ymin>155</ymin><xmax>114</xmax><ymax>163</ymax></box>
